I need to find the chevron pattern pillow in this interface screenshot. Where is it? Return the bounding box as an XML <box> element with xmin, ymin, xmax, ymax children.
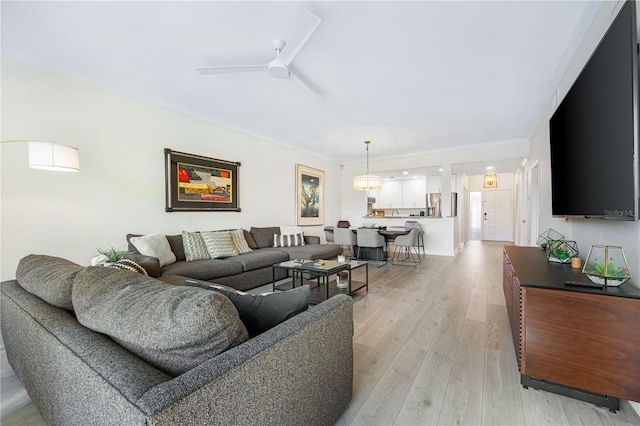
<box><xmin>182</xmin><ymin>231</ymin><xmax>211</xmax><ymax>262</ymax></box>
<box><xmin>201</xmin><ymin>230</ymin><xmax>239</xmax><ymax>258</ymax></box>
<box><xmin>230</xmin><ymin>229</ymin><xmax>253</xmax><ymax>254</ymax></box>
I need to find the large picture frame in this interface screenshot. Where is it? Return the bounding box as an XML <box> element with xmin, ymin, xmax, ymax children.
<box><xmin>165</xmin><ymin>149</ymin><xmax>241</xmax><ymax>212</ymax></box>
<box><xmin>296</xmin><ymin>164</ymin><xmax>324</xmax><ymax>226</ymax></box>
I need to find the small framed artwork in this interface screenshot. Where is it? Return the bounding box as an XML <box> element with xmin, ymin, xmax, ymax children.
<box><xmin>165</xmin><ymin>149</ymin><xmax>241</xmax><ymax>212</ymax></box>
<box><xmin>296</xmin><ymin>164</ymin><xmax>324</xmax><ymax>226</ymax></box>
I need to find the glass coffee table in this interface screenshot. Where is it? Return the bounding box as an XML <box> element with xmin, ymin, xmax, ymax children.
<box><xmin>272</xmin><ymin>259</ymin><xmax>368</xmax><ymax>304</ymax></box>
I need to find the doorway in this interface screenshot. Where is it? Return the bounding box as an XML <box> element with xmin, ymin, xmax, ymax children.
<box><xmin>483</xmin><ymin>189</ymin><xmax>513</xmax><ymax>242</ymax></box>
<box><xmin>469</xmin><ymin>191</ymin><xmax>482</xmax><ymax>240</ymax></box>
<box><xmin>528</xmin><ymin>162</ymin><xmax>540</xmax><ymax>246</ymax></box>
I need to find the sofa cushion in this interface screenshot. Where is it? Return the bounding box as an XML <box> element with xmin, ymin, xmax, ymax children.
<box><xmin>182</xmin><ymin>231</ymin><xmax>211</xmax><ymax>262</ymax></box>
<box><xmin>265</xmin><ymin>244</ymin><xmax>343</xmax><ymax>260</ymax></box>
<box><xmin>230</xmin><ymin>229</ymin><xmax>252</xmax><ymax>254</ymax></box>
<box><xmin>201</xmin><ymin>230</ymin><xmax>238</xmax><ymax>258</ymax></box>
<box><xmin>72</xmin><ymin>267</ymin><xmax>249</xmax><ymax>376</ymax></box>
<box><xmin>243</xmin><ymin>229</ymin><xmax>259</xmax><ymax>250</ymax></box>
<box><xmin>130</xmin><ymin>234</ymin><xmax>177</xmax><ymax>267</ymax></box>
<box><xmin>273</xmin><ymin>233</ymin><xmax>305</xmax><ymax>247</ymax></box>
<box><xmin>15</xmin><ymin>254</ymin><xmax>83</xmax><ymax>311</ymax></box>
<box><xmin>250</xmin><ymin>226</ymin><xmax>281</xmax><ymax>249</ymax></box>
<box><xmin>159</xmin><ymin>258</ymin><xmax>243</xmax><ymax>281</ymax></box>
<box><xmin>165</xmin><ymin>234</ymin><xmax>186</xmax><ymax>261</ymax></box>
<box><xmin>185</xmin><ymin>281</ymin><xmax>309</xmax><ymax>337</ymax></box>
<box><xmin>231</xmin><ymin>250</ymin><xmax>289</xmax><ymax>272</ymax></box>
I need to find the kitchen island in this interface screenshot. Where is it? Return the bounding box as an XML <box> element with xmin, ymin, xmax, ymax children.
<box><xmin>358</xmin><ymin>216</ymin><xmax>457</xmax><ymax>256</ymax></box>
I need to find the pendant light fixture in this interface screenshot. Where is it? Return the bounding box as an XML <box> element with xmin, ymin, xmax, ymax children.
<box><xmin>353</xmin><ymin>140</ymin><xmax>383</xmax><ymax>191</ymax></box>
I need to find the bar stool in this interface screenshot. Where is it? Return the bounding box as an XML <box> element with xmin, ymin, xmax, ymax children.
<box><xmin>392</xmin><ymin>229</ymin><xmax>420</xmax><ymax>266</ymax></box>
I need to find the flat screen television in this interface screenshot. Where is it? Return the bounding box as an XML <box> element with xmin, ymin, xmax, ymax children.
<box><xmin>549</xmin><ymin>0</ymin><xmax>639</xmax><ymax>221</ymax></box>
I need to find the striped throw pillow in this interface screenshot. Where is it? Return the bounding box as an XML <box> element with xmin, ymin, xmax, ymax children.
<box><xmin>273</xmin><ymin>233</ymin><xmax>305</xmax><ymax>247</ymax></box>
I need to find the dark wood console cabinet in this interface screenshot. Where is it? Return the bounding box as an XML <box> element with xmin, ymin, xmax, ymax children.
<box><xmin>503</xmin><ymin>246</ymin><xmax>640</xmax><ymax>410</ymax></box>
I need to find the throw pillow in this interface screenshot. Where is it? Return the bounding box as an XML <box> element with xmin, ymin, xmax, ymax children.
<box><xmin>129</xmin><ymin>234</ymin><xmax>177</xmax><ymax>267</ymax></box>
<box><xmin>230</xmin><ymin>229</ymin><xmax>252</xmax><ymax>254</ymax></box>
<box><xmin>243</xmin><ymin>229</ymin><xmax>259</xmax><ymax>250</ymax></box>
<box><xmin>250</xmin><ymin>226</ymin><xmax>281</xmax><ymax>249</ymax></box>
<box><xmin>185</xmin><ymin>281</ymin><xmax>309</xmax><ymax>337</ymax></box>
<box><xmin>201</xmin><ymin>230</ymin><xmax>239</xmax><ymax>258</ymax></box>
<box><xmin>106</xmin><ymin>259</ymin><xmax>148</xmax><ymax>275</ymax></box>
<box><xmin>182</xmin><ymin>231</ymin><xmax>211</xmax><ymax>262</ymax></box>
<box><xmin>273</xmin><ymin>233</ymin><xmax>305</xmax><ymax>247</ymax></box>
<box><xmin>72</xmin><ymin>267</ymin><xmax>248</xmax><ymax>376</ymax></box>
<box><xmin>16</xmin><ymin>254</ymin><xmax>83</xmax><ymax>311</ymax></box>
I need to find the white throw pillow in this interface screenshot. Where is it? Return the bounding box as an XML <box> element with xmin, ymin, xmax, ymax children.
<box><xmin>130</xmin><ymin>234</ymin><xmax>176</xmax><ymax>267</ymax></box>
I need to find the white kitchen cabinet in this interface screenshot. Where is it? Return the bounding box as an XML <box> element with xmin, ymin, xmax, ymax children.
<box><xmin>376</xmin><ymin>180</ymin><xmax>403</xmax><ymax>208</ymax></box>
<box><xmin>402</xmin><ymin>178</ymin><xmax>426</xmax><ymax>208</ymax></box>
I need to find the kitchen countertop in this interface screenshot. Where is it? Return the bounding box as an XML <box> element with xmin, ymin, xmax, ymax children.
<box><xmin>362</xmin><ymin>215</ymin><xmax>443</xmax><ymax>219</ymax></box>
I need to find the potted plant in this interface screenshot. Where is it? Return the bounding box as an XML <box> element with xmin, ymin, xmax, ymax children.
<box><xmin>96</xmin><ymin>247</ymin><xmax>129</xmax><ymax>266</ymax></box>
<box><xmin>582</xmin><ymin>245</ymin><xmax>631</xmax><ymax>286</ymax></box>
<box><xmin>547</xmin><ymin>240</ymin><xmax>578</xmax><ymax>264</ymax></box>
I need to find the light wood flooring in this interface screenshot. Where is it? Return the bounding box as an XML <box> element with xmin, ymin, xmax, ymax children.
<box><xmin>2</xmin><ymin>241</ymin><xmax>639</xmax><ymax>425</ymax></box>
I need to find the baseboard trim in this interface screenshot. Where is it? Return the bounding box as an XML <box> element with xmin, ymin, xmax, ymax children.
<box><xmin>521</xmin><ymin>375</ymin><xmax>620</xmax><ymax>411</ymax></box>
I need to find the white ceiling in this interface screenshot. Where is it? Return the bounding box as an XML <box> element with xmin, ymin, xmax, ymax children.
<box><xmin>1</xmin><ymin>1</ymin><xmax>592</xmax><ymax>172</ymax></box>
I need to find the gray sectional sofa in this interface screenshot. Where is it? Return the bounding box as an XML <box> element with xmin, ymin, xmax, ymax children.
<box><xmin>126</xmin><ymin>226</ymin><xmax>343</xmax><ymax>291</ymax></box>
<box><xmin>1</xmin><ymin>254</ymin><xmax>354</xmax><ymax>425</ymax></box>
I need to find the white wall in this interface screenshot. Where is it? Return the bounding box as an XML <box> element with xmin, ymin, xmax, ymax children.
<box><xmin>0</xmin><ymin>57</ymin><xmax>341</xmax><ymax>280</ymax></box>
<box><xmin>525</xmin><ymin>2</ymin><xmax>640</xmax><ymax>292</ymax></box>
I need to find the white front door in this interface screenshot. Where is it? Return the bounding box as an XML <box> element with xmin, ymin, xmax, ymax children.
<box><xmin>483</xmin><ymin>189</ymin><xmax>512</xmax><ymax>242</ymax></box>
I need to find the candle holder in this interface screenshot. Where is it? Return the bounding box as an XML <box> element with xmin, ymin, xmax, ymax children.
<box><xmin>582</xmin><ymin>245</ymin><xmax>631</xmax><ymax>287</ymax></box>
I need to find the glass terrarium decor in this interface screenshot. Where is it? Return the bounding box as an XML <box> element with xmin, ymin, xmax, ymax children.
<box><xmin>547</xmin><ymin>240</ymin><xmax>578</xmax><ymax>264</ymax></box>
<box><xmin>582</xmin><ymin>245</ymin><xmax>631</xmax><ymax>287</ymax></box>
<box><xmin>536</xmin><ymin>228</ymin><xmax>565</xmax><ymax>250</ymax></box>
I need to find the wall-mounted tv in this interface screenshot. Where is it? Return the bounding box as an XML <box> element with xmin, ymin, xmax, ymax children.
<box><xmin>549</xmin><ymin>0</ymin><xmax>639</xmax><ymax>221</ymax></box>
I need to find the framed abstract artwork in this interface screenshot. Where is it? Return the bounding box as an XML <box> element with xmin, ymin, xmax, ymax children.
<box><xmin>165</xmin><ymin>149</ymin><xmax>241</xmax><ymax>212</ymax></box>
<box><xmin>296</xmin><ymin>164</ymin><xmax>324</xmax><ymax>226</ymax></box>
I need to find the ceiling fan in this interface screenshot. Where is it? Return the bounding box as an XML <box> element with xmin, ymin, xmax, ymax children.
<box><xmin>196</xmin><ymin>12</ymin><xmax>322</xmax><ymax>96</ymax></box>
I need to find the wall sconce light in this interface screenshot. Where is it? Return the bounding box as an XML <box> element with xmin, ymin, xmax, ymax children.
<box><xmin>1</xmin><ymin>140</ymin><xmax>80</xmax><ymax>172</ymax></box>
<box><xmin>483</xmin><ymin>173</ymin><xmax>497</xmax><ymax>188</ymax></box>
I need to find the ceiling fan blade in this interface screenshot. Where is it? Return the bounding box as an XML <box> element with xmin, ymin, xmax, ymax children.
<box><xmin>290</xmin><ymin>66</ymin><xmax>323</xmax><ymax>98</ymax></box>
<box><xmin>280</xmin><ymin>12</ymin><xmax>321</xmax><ymax>66</ymax></box>
<box><xmin>196</xmin><ymin>65</ymin><xmax>266</xmax><ymax>75</ymax></box>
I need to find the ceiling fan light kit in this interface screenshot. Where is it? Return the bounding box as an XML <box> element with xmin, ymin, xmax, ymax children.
<box><xmin>196</xmin><ymin>12</ymin><xmax>321</xmax><ymax>95</ymax></box>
